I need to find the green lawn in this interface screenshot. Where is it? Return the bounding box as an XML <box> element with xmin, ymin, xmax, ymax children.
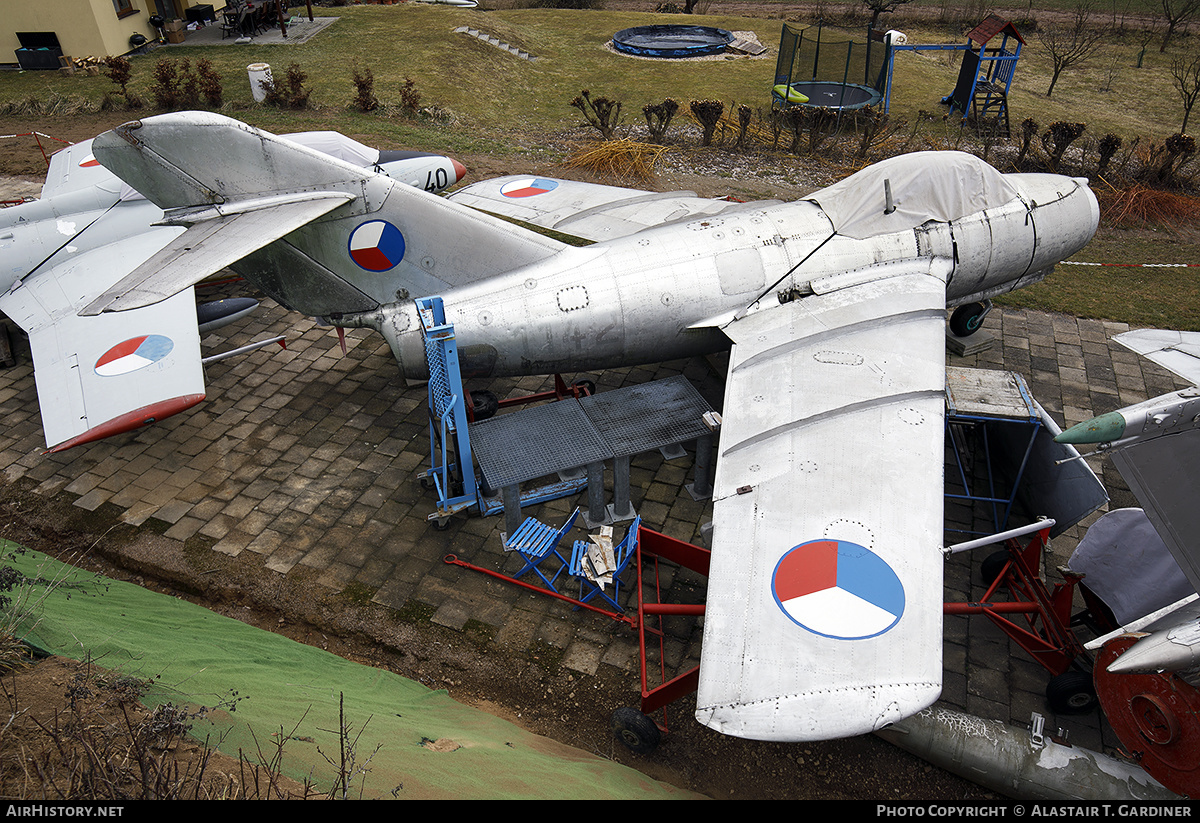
<box><xmin>1</xmin><ymin>2</ymin><xmax>1196</xmax><ymax>329</ymax></box>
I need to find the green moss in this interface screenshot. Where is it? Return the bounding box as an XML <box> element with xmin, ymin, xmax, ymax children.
<box><xmin>339</xmin><ymin>581</ymin><xmax>377</xmax><ymax>605</ymax></box>
<box><xmin>391</xmin><ymin>599</ymin><xmax>436</xmax><ymax>624</ymax></box>
<box><xmin>462</xmin><ymin>618</ymin><xmax>496</xmax><ymax>648</ymax></box>
<box><xmin>528</xmin><ymin>638</ymin><xmax>563</xmax><ymax>673</ymax></box>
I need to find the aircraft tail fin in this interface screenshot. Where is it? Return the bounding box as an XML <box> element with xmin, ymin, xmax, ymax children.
<box><xmin>90</xmin><ymin>113</ymin><xmax>566</xmax><ymax>316</ymax></box>
<box><xmin>93</xmin><ymin>112</ymin><xmax>380</xmax><ymax>209</ymax></box>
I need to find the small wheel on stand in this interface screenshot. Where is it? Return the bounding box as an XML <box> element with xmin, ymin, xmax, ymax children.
<box><xmin>433</xmin><ymin>517</ymin><xmax>452</xmax><ymax>532</ymax></box>
<box><xmin>949</xmin><ymin>302</ymin><xmax>990</xmax><ymax>337</ymax></box>
<box><xmin>611</xmin><ymin>707</ymin><xmax>661</xmax><ymax>754</ymax></box>
<box><xmin>1047</xmin><ymin>670</ymin><xmax>1098</xmax><ymax>715</ymax></box>
<box><xmin>470</xmin><ymin>389</ymin><xmax>499</xmax><ymax>421</ymax></box>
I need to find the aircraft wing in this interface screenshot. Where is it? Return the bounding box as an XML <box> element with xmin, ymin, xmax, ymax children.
<box><xmin>447</xmin><ymin>175</ymin><xmax>778</xmax><ymax>242</ymax></box>
<box><xmin>1114</xmin><ymin>329</ymin><xmax>1200</xmax><ymax>386</ymax></box>
<box><xmin>0</xmin><ymin>220</ymin><xmax>204</xmax><ymax>452</ymax></box>
<box><xmin>695</xmin><ymin>260</ymin><xmax>950</xmax><ymax>741</ymax></box>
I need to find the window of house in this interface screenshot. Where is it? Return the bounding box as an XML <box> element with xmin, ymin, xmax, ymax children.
<box><xmin>112</xmin><ymin>0</ymin><xmax>137</xmax><ymax>18</ymax></box>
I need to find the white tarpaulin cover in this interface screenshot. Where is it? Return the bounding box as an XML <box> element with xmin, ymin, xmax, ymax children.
<box><xmin>1069</xmin><ymin>508</ymin><xmax>1196</xmax><ymax>625</ymax></box>
<box><xmin>282</xmin><ymin>130</ymin><xmax>381</xmax><ymax>167</ymax></box>
<box><xmin>808</xmin><ymin>151</ymin><xmax>1021</xmax><ymax>240</ymax></box>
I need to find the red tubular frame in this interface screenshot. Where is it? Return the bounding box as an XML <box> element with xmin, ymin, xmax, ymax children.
<box><xmin>943</xmin><ymin>523</ymin><xmax>1088</xmax><ymax>677</ymax></box>
<box><xmin>634</xmin><ymin>528</ymin><xmax>710</xmax><ymax>730</ymax></box>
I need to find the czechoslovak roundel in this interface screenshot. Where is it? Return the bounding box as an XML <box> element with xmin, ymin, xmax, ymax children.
<box><xmin>772</xmin><ymin>539</ymin><xmax>905</xmax><ymax>640</ymax></box>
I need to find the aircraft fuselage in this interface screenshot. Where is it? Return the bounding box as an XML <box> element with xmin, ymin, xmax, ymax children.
<box><xmin>346</xmin><ymin>171</ymin><xmax>1098</xmax><ymax>382</ymax></box>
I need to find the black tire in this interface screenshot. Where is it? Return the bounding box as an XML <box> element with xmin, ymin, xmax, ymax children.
<box><xmin>950</xmin><ymin>303</ymin><xmax>987</xmax><ymax>337</ymax></box>
<box><xmin>981</xmin><ymin>550</ymin><xmax>1011</xmax><ymax>587</ymax></box>
<box><xmin>573</xmin><ymin>379</ymin><xmax>597</xmax><ymax>397</ymax></box>
<box><xmin>1046</xmin><ymin>670</ymin><xmax>1098</xmax><ymax>715</ymax></box>
<box><xmin>611</xmin><ymin>707</ymin><xmax>661</xmax><ymax>754</ymax></box>
<box><xmin>470</xmin><ymin>389</ymin><xmax>499</xmax><ymax>421</ymax></box>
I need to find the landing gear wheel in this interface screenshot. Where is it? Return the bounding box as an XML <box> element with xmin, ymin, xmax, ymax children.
<box><xmin>950</xmin><ymin>302</ymin><xmax>988</xmax><ymax>337</ymax></box>
<box><xmin>470</xmin><ymin>389</ymin><xmax>499</xmax><ymax>421</ymax></box>
<box><xmin>1046</xmin><ymin>670</ymin><xmax>1098</xmax><ymax>715</ymax></box>
<box><xmin>611</xmin><ymin>707</ymin><xmax>661</xmax><ymax>754</ymax></box>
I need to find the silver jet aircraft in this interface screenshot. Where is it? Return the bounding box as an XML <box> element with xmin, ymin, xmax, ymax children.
<box><xmin>84</xmin><ymin>111</ymin><xmax>1099</xmax><ymax>742</ymax></box>
<box><xmin>0</xmin><ymin>125</ymin><xmax>464</xmax><ymax>452</ymax></box>
<box><xmin>1055</xmin><ymin>330</ymin><xmax>1200</xmax><ymax>797</ymax></box>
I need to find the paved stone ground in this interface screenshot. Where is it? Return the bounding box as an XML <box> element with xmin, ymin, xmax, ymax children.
<box><xmin>0</xmin><ymin>173</ymin><xmax>1190</xmax><ymax>787</ymax></box>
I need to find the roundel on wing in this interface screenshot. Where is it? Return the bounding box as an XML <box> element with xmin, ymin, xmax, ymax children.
<box><xmin>500</xmin><ymin>177</ymin><xmax>559</xmax><ymax>198</ymax></box>
<box><xmin>95</xmin><ymin>335</ymin><xmax>174</xmax><ymax>377</ymax></box>
<box><xmin>348</xmin><ymin>220</ymin><xmax>406</xmax><ymax>271</ymax></box>
<box><xmin>772</xmin><ymin>539</ymin><xmax>905</xmax><ymax>640</ymax></box>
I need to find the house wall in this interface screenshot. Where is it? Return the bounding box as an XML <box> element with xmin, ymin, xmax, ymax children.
<box><xmin>2</xmin><ymin>0</ymin><xmax>226</xmax><ymax>65</ymax></box>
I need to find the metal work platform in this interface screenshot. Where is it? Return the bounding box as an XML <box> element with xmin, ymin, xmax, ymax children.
<box><xmin>472</xmin><ymin>375</ymin><xmax>717</xmax><ymax>534</ymax></box>
<box><xmin>944</xmin><ymin>366</ymin><xmax>1042</xmax><ymax>536</ymax></box>
<box><xmin>417</xmin><ymin>295</ymin><xmax>717</xmax><ymax>535</ymax></box>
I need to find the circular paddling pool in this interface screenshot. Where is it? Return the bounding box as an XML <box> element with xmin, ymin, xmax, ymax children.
<box><xmin>612</xmin><ymin>25</ymin><xmax>734</xmax><ymax>58</ymax></box>
<box><xmin>773</xmin><ymin>81</ymin><xmax>882</xmax><ymax>111</ymax></box>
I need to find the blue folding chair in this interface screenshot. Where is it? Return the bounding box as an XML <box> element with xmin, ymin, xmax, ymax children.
<box><xmin>506</xmin><ymin>508</ymin><xmax>580</xmax><ymax>593</ymax></box>
<box><xmin>569</xmin><ymin>516</ymin><xmax>640</xmax><ymax>611</ymax></box>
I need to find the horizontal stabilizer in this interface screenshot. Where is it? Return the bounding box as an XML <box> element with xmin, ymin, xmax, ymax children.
<box><xmin>80</xmin><ymin>194</ymin><xmax>352</xmax><ymax>315</ymax></box>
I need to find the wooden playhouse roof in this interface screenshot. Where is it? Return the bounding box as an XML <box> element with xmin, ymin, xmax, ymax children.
<box><xmin>967</xmin><ymin>14</ymin><xmax>1025</xmax><ymax>46</ymax></box>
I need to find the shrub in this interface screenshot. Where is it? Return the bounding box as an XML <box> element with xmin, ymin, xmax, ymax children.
<box><xmin>197</xmin><ymin>59</ymin><xmax>222</xmax><ymax>108</ymax></box>
<box><xmin>1041</xmin><ymin>121</ymin><xmax>1086</xmax><ymax>171</ymax></box>
<box><xmin>689</xmin><ymin>99</ymin><xmax>724</xmax><ymax>146</ymax></box>
<box><xmin>352</xmin><ymin>64</ymin><xmax>379</xmax><ymax>112</ymax></box>
<box><xmin>571</xmin><ymin>90</ymin><xmax>623</xmax><ymax>140</ymax></box>
<box><xmin>261</xmin><ymin>63</ymin><xmax>311</xmax><ymax>109</ymax></box>
<box><xmin>642</xmin><ymin>98</ymin><xmax>679</xmax><ymax>143</ymax></box>
<box><xmin>150</xmin><ymin>58</ymin><xmax>200</xmax><ymax>111</ymax></box>
<box><xmin>103</xmin><ymin>56</ymin><xmax>143</xmax><ymax>109</ymax></box>
<box><xmin>398</xmin><ymin>77</ymin><xmax>421</xmax><ymax>116</ymax></box>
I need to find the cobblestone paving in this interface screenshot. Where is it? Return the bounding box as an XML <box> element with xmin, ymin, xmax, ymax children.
<box><xmin>1</xmin><ymin>173</ymin><xmax>1189</xmax><ymax>767</ymax></box>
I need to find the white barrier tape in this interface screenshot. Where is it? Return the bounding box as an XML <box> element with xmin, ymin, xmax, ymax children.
<box><xmin>1062</xmin><ymin>261</ymin><xmax>1198</xmax><ymax>267</ymax></box>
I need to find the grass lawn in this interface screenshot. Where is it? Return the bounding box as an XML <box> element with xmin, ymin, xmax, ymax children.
<box><xmin>0</xmin><ymin>2</ymin><xmax>1196</xmax><ymax>329</ymax></box>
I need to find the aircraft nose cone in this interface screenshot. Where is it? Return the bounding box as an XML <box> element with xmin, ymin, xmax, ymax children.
<box><xmin>1055</xmin><ymin>411</ymin><xmax>1126</xmax><ymax>444</ymax></box>
<box><xmin>452</xmin><ymin>158</ymin><xmax>467</xmax><ymax>183</ymax></box>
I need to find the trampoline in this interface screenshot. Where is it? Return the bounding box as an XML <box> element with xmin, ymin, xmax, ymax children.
<box><xmin>611</xmin><ymin>25</ymin><xmax>734</xmax><ymax>58</ymax></box>
<box><xmin>772</xmin><ymin>80</ymin><xmax>882</xmax><ymax>111</ymax></box>
<box><xmin>771</xmin><ymin>22</ymin><xmax>888</xmax><ymax>115</ymax></box>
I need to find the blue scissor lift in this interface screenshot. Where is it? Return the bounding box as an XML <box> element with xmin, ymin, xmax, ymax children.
<box><xmin>417</xmin><ymin>295</ymin><xmax>592</xmax><ymax>528</ymax></box>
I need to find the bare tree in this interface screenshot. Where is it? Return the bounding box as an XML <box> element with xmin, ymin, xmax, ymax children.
<box><xmin>1160</xmin><ymin>0</ymin><xmax>1200</xmax><ymax>52</ymax></box>
<box><xmin>1170</xmin><ymin>51</ymin><xmax>1200</xmax><ymax>133</ymax></box>
<box><xmin>1038</xmin><ymin>2</ymin><xmax>1110</xmax><ymax>97</ymax></box>
<box><xmin>863</xmin><ymin>0</ymin><xmax>914</xmax><ymax>30</ymax></box>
